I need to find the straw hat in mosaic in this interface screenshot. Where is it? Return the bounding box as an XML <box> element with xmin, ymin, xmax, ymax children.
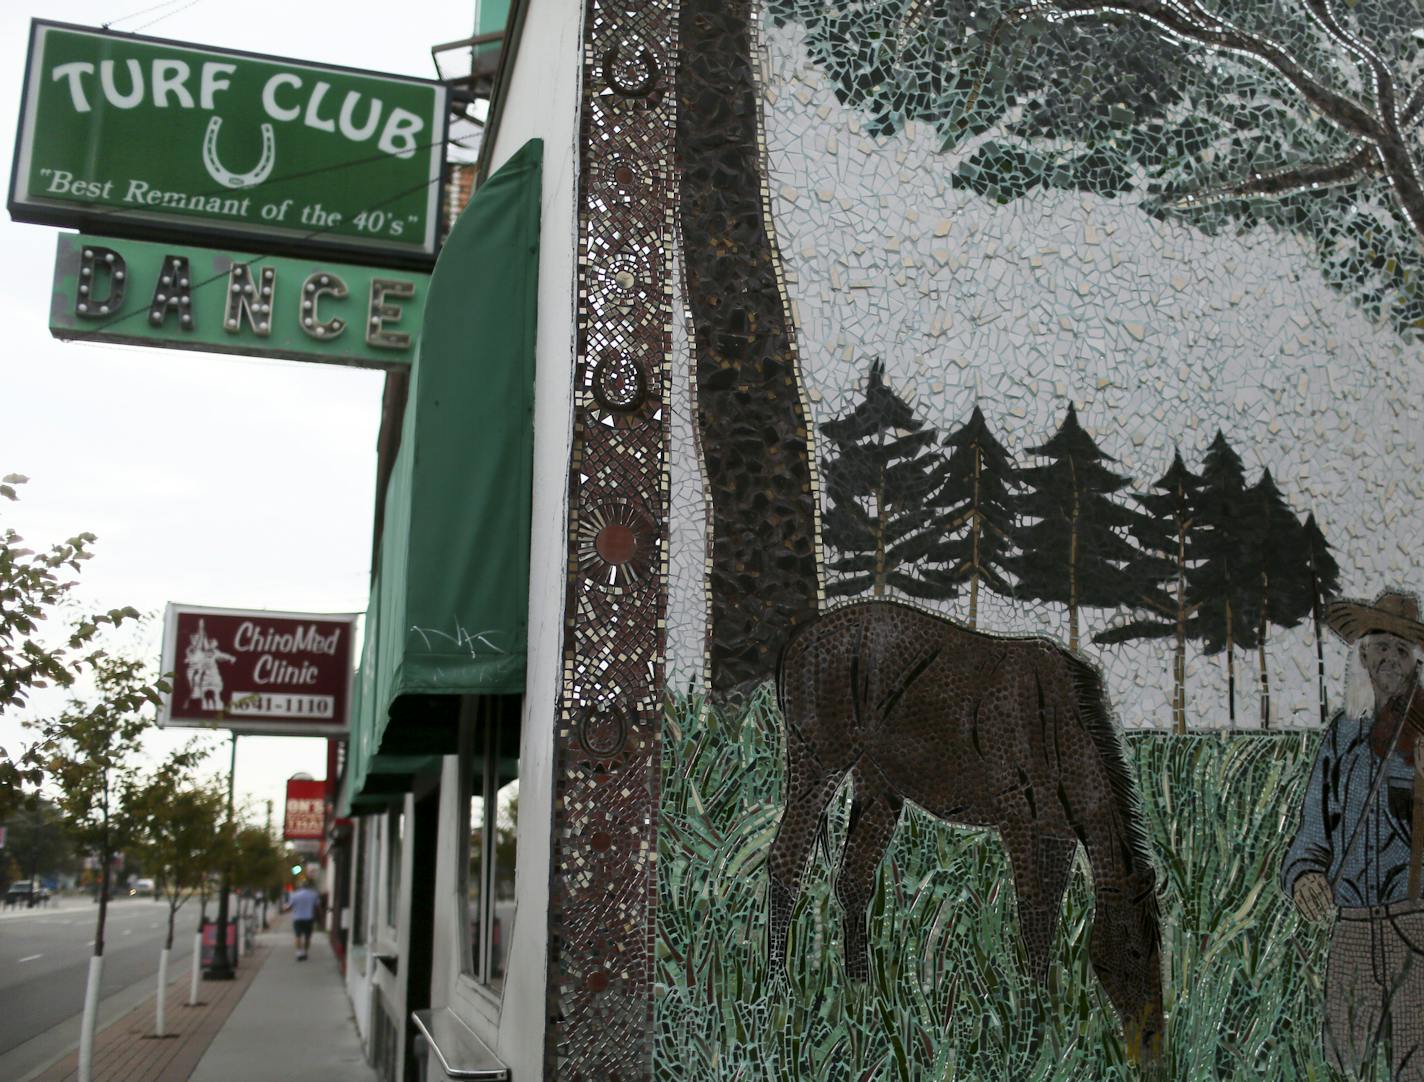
<box><xmin>1326</xmin><ymin>590</ymin><xmax>1424</xmax><ymax>646</ymax></box>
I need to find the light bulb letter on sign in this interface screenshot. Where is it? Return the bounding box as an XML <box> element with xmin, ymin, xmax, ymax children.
<box><xmin>300</xmin><ymin>272</ymin><xmax>349</xmax><ymax>340</ymax></box>
<box><xmin>148</xmin><ymin>254</ymin><xmax>194</xmax><ymax>330</ymax></box>
<box><xmin>224</xmin><ymin>263</ymin><xmax>276</xmax><ymax>337</ymax></box>
<box><xmin>75</xmin><ymin>246</ymin><xmax>127</xmax><ymax>319</ymax></box>
<box><xmin>366</xmin><ymin>279</ymin><xmax>414</xmax><ymax>349</ymax></box>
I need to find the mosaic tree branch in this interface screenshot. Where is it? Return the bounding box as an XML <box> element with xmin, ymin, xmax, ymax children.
<box><xmin>1158</xmin><ymin>143</ymin><xmax>1378</xmax><ymax>208</ymax></box>
<box><xmin>980</xmin><ymin>0</ymin><xmax>1424</xmax><ymax>240</ymax></box>
<box><xmin>1158</xmin><ymin>60</ymin><xmax>1423</xmax><ymax>211</ymax></box>
<box><xmin>676</xmin><ymin>0</ymin><xmax>822</xmax><ymax>697</ymax></box>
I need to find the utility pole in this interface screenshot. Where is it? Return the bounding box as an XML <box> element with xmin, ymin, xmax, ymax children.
<box><xmin>205</xmin><ymin>733</ymin><xmax>238</xmax><ymax>980</ymax></box>
<box><xmin>263</xmin><ymin>799</ymin><xmax>273</xmax><ymax>930</ymax></box>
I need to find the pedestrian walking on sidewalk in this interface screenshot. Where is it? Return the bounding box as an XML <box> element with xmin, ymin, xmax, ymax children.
<box><xmin>285</xmin><ymin>880</ymin><xmax>321</xmax><ymax>961</ymax></box>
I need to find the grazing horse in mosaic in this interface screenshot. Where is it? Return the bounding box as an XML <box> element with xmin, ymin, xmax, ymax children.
<box><xmin>769</xmin><ymin>600</ymin><xmax>1164</xmax><ymax>1064</ymax></box>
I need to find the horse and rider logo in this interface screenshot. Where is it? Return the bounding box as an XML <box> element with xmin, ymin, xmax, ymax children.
<box><xmin>184</xmin><ymin>618</ymin><xmax>235</xmax><ymax>711</ymax></box>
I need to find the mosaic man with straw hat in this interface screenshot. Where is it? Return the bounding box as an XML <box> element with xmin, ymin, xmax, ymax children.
<box><xmin>1283</xmin><ymin>590</ymin><xmax>1424</xmax><ymax>1081</ymax></box>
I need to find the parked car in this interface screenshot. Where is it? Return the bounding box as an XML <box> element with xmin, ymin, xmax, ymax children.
<box><xmin>5</xmin><ymin>881</ymin><xmax>51</xmax><ymax>908</ymax></box>
<box><xmin>129</xmin><ymin>877</ymin><xmax>156</xmax><ymax>897</ymax></box>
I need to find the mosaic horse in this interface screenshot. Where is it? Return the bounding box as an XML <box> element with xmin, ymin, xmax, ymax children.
<box><xmin>770</xmin><ymin>600</ymin><xmax>1164</xmax><ymax>1064</ymax></box>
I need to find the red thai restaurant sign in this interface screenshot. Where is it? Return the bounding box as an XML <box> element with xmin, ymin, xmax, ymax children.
<box><xmin>160</xmin><ymin>603</ymin><xmax>356</xmax><ymax>735</ymax></box>
<box><xmin>283</xmin><ymin>778</ymin><xmax>326</xmax><ymax>840</ymax></box>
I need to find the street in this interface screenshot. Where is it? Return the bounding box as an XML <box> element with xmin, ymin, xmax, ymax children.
<box><xmin>0</xmin><ymin>897</ymin><xmax>204</xmax><ymax>1055</ymax></box>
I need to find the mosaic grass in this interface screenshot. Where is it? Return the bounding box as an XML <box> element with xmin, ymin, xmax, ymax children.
<box><xmin>656</xmin><ymin>688</ymin><xmax>1370</xmax><ymax>1080</ymax></box>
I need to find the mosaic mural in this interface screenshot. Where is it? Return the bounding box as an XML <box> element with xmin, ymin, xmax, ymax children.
<box><xmin>677</xmin><ymin>0</ymin><xmax>823</xmax><ymax>699</ymax></box>
<box><xmin>666</xmin><ymin>2</ymin><xmax>1424</xmax><ymax>720</ymax></box>
<box><xmin>551</xmin><ymin>0</ymin><xmax>676</xmax><ymax>1077</ymax></box>
<box><xmin>569</xmin><ymin>0</ymin><xmax>1424</xmax><ymax>1077</ymax></box>
<box><xmin>770</xmin><ymin>601</ymin><xmax>1165</xmax><ymax>1062</ymax></box>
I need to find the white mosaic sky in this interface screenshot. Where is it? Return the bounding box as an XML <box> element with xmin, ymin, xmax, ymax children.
<box><xmin>667</xmin><ymin>15</ymin><xmax>1424</xmax><ymax>730</ymax></box>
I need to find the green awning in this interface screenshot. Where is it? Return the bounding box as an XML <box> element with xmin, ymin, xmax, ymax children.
<box><xmin>344</xmin><ymin>139</ymin><xmax>542</xmax><ymax>811</ymax></box>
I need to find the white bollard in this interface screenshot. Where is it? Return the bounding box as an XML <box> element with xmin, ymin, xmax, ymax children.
<box><xmin>78</xmin><ymin>954</ymin><xmax>103</xmax><ymax>1082</ymax></box>
<box><xmin>156</xmin><ymin>947</ymin><xmax>170</xmax><ymax>1037</ymax></box>
<box><xmin>190</xmin><ymin>932</ymin><xmax>202</xmax><ymax>1006</ymax></box>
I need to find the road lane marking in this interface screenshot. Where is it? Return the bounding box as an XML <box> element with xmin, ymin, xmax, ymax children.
<box><xmin>18</xmin><ymin>953</ymin><xmax>42</xmax><ymax>963</ymax></box>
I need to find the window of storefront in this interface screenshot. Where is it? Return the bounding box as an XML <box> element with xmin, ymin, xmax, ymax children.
<box><xmin>462</xmin><ymin>697</ymin><xmax>520</xmax><ymax>992</ymax></box>
<box><xmin>384</xmin><ymin>807</ymin><xmax>403</xmax><ymax>930</ymax></box>
<box><xmin>351</xmin><ymin>820</ymin><xmax>367</xmax><ymax>947</ymax></box>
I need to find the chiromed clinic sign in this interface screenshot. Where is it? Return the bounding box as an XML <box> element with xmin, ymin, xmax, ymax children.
<box><xmin>161</xmin><ymin>604</ymin><xmax>356</xmax><ymax>736</ymax></box>
<box><xmin>10</xmin><ymin>22</ymin><xmax>447</xmax><ymax>264</ymax></box>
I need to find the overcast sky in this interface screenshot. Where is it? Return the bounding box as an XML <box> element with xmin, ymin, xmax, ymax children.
<box><xmin>0</xmin><ymin>0</ymin><xmax>475</xmax><ymax>833</ymax></box>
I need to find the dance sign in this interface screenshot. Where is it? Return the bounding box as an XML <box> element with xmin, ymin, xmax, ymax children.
<box><xmin>160</xmin><ymin>603</ymin><xmax>357</xmax><ymax>736</ymax></box>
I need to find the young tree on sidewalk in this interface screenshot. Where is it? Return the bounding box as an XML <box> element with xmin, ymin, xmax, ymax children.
<box><xmin>130</xmin><ymin>766</ymin><xmax>224</xmax><ymax>1035</ymax></box>
<box><xmin>35</xmin><ymin>653</ymin><xmax>186</xmax><ymax>1082</ymax></box>
<box><xmin>1</xmin><ymin>474</ymin><xmax>145</xmax><ymax>818</ymax></box>
<box><xmin>231</xmin><ymin>824</ymin><xmax>285</xmax><ymax>896</ymax></box>
<box><xmin>230</xmin><ymin>823</ymin><xmax>287</xmax><ymax>944</ymax></box>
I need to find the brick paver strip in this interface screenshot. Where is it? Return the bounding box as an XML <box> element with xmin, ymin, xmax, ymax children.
<box><xmin>33</xmin><ymin>941</ymin><xmax>271</xmax><ymax>1082</ymax></box>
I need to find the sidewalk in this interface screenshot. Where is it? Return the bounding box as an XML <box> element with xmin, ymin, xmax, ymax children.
<box><xmin>190</xmin><ymin>925</ymin><xmax>375</xmax><ymax>1082</ymax></box>
<box><xmin>29</xmin><ymin>918</ymin><xmax>373</xmax><ymax>1082</ymax></box>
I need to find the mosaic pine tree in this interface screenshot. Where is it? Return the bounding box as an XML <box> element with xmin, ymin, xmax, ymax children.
<box><xmin>1246</xmin><ymin>470</ymin><xmax>1313</xmax><ymax>729</ymax></box>
<box><xmin>1188</xmin><ymin>431</ymin><xmax>1264</xmax><ymax>727</ymax></box>
<box><xmin>1094</xmin><ymin>449</ymin><xmax>1202</xmax><ymax>733</ymax></box>
<box><xmin>922</xmin><ymin>405</ymin><xmax>1020</xmax><ymax>626</ymax></box>
<box><xmin>1011</xmin><ymin>404</ymin><xmax>1142</xmax><ymax>652</ymax></box>
<box><xmin>1301</xmin><ymin>512</ymin><xmax>1341</xmax><ymax>726</ymax></box>
<box><xmin>819</xmin><ymin>362</ymin><xmax>948</xmax><ymax>599</ymax></box>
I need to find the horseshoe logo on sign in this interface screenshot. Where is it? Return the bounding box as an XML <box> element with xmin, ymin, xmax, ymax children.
<box><xmin>201</xmin><ymin>117</ymin><xmax>277</xmax><ymax>189</ymax></box>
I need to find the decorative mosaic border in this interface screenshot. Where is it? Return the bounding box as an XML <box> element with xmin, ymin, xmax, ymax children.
<box><xmin>547</xmin><ymin>0</ymin><xmax>676</xmax><ymax>1077</ymax></box>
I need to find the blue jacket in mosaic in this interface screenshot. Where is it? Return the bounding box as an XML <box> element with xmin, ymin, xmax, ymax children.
<box><xmin>1282</xmin><ymin>711</ymin><xmax>1418</xmax><ymax>908</ymax></box>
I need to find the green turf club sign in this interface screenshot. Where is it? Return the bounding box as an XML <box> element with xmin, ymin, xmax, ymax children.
<box><xmin>10</xmin><ymin>21</ymin><xmax>448</xmax><ymax>266</ymax></box>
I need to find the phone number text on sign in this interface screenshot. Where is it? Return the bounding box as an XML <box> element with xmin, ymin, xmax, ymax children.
<box><xmin>229</xmin><ymin>692</ymin><xmax>334</xmax><ymax>718</ymax></box>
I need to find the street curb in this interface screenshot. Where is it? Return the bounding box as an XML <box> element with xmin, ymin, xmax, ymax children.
<box><xmin>0</xmin><ymin>933</ymin><xmax>192</xmax><ymax>1082</ymax></box>
<box><xmin>21</xmin><ymin>940</ymin><xmax>271</xmax><ymax>1082</ymax></box>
